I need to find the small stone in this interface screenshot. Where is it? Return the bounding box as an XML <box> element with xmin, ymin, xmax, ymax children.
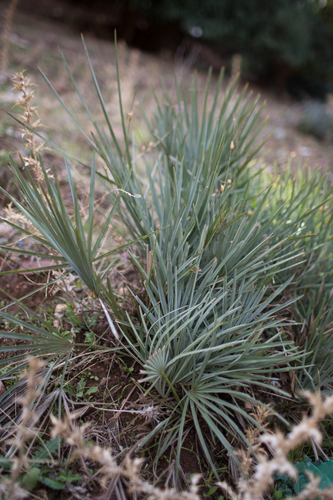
<box><xmin>0</xmin><ymin>91</ymin><xmax>16</xmax><ymax>102</ymax></box>
<box><xmin>55</xmin><ymin>304</ymin><xmax>67</xmax><ymax>314</ymax></box>
<box><xmin>299</xmin><ymin>146</ymin><xmax>312</xmax><ymax>157</ymax></box>
<box><xmin>0</xmin><ymin>380</ymin><xmax>5</xmax><ymax>396</ymax></box>
<box><xmin>0</xmin><ymin>223</ymin><xmax>12</xmax><ymax>238</ymax></box>
<box><xmin>6</xmin><ymin>127</ymin><xmax>14</xmax><ymax>136</ymax></box>
<box><xmin>273</xmin><ymin>127</ymin><xmax>287</xmax><ymax>140</ymax></box>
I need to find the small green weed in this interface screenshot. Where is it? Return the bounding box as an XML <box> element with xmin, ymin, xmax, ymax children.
<box><xmin>72</xmin><ymin>370</ymin><xmax>99</xmax><ymax>400</ymax></box>
<box><xmin>0</xmin><ymin>439</ymin><xmax>82</xmax><ymax>493</ymax></box>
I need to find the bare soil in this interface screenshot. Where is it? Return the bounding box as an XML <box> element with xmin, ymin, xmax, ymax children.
<box><xmin>0</xmin><ymin>255</ymin><xmax>52</xmax><ymax>310</ymax></box>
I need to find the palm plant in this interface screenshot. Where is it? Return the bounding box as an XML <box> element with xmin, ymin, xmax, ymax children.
<box><xmin>147</xmin><ymin>70</ymin><xmax>266</xmax><ymax>182</ymax></box>
<box><xmin>45</xmin><ymin>43</ymin><xmax>306</xmax><ymax>472</ymax></box>
<box><xmin>243</xmin><ymin>165</ymin><xmax>333</xmax><ymax>392</ymax></box>
<box><xmin>1</xmin><ymin>36</ymin><xmax>333</xmax><ymax>482</ymax></box>
<box><xmin>122</xmin><ymin>244</ymin><xmax>301</xmax><ymax>475</ymax></box>
<box><xmin>0</xmin><ymin>296</ymin><xmax>73</xmax><ymax>425</ymax></box>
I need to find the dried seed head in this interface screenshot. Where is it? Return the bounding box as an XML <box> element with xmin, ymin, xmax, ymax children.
<box><xmin>11</xmin><ymin>70</ymin><xmax>46</xmax><ymax>183</ymax></box>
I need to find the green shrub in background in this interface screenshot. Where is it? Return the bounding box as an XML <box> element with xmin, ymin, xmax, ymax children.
<box><xmin>297</xmin><ymin>101</ymin><xmax>333</xmax><ymax>140</ymax></box>
<box><xmin>127</xmin><ymin>0</ymin><xmax>333</xmax><ymax>92</ymax></box>
<box><xmin>1</xmin><ymin>39</ymin><xmax>333</xmax><ymax>480</ymax></box>
<box><xmin>132</xmin><ymin>0</ymin><xmax>312</xmax><ymax>63</ymax></box>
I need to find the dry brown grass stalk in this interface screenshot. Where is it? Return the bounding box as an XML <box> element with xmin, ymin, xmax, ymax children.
<box><xmin>0</xmin><ymin>0</ymin><xmax>20</xmax><ymax>75</ymax></box>
<box><xmin>0</xmin><ymin>357</ymin><xmax>44</xmax><ymax>500</ymax></box>
<box><xmin>2</xmin><ymin>359</ymin><xmax>333</xmax><ymax>500</ymax></box>
<box><xmin>50</xmin><ymin>413</ymin><xmax>201</xmax><ymax>499</ymax></box>
<box><xmin>219</xmin><ymin>391</ymin><xmax>333</xmax><ymax>500</ymax></box>
<box><xmin>11</xmin><ymin>70</ymin><xmax>47</xmax><ymax>182</ymax></box>
<box><xmin>4</xmin><ymin>70</ymin><xmax>47</xmax><ymax>236</ymax></box>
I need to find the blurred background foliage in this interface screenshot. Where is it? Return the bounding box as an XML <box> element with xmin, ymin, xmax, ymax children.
<box><xmin>14</xmin><ymin>0</ymin><xmax>333</xmax><ymax>98</ymax></box>
<box><xmin>125</xmin><ymin>0</ymin><xmax>333</xmax><ymax>93</ymax></box>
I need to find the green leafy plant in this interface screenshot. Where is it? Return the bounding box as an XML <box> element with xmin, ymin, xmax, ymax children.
<box><xmin>1</xmin><ymin>36</ymin><xmax>333</xmax><ymax>485</ymax></box>
<box><xmin>245</xmin><ymin>165</ymin><xmax>333</xmax><ymax>392</ymax></box>
<box><xmin>0</xmin><ymin>438</ymin><xmax>82</xmax><ymax>493</ymax></box>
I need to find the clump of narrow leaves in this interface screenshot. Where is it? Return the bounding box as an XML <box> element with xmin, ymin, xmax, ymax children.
<box><xmin>1</xmin><ymin>36</ymin><xmax>333</xmax><ymax>480</ymax></box>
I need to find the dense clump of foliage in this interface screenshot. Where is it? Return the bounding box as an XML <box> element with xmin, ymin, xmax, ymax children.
<box><xmin>0</xmin><ymin>39</ymin><xmax>333</xmax><ymax>485</ymax></box>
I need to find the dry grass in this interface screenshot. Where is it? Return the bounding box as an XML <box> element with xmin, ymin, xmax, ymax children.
<box><xmin>0</xmin><ymin>357</ymin><xmax>45</xmax><ymax>500</ymax></box>
<box><xmin>1</xmin><ymin>360</ymin><xmax>333</xmax><ymax>499</ymax></box>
